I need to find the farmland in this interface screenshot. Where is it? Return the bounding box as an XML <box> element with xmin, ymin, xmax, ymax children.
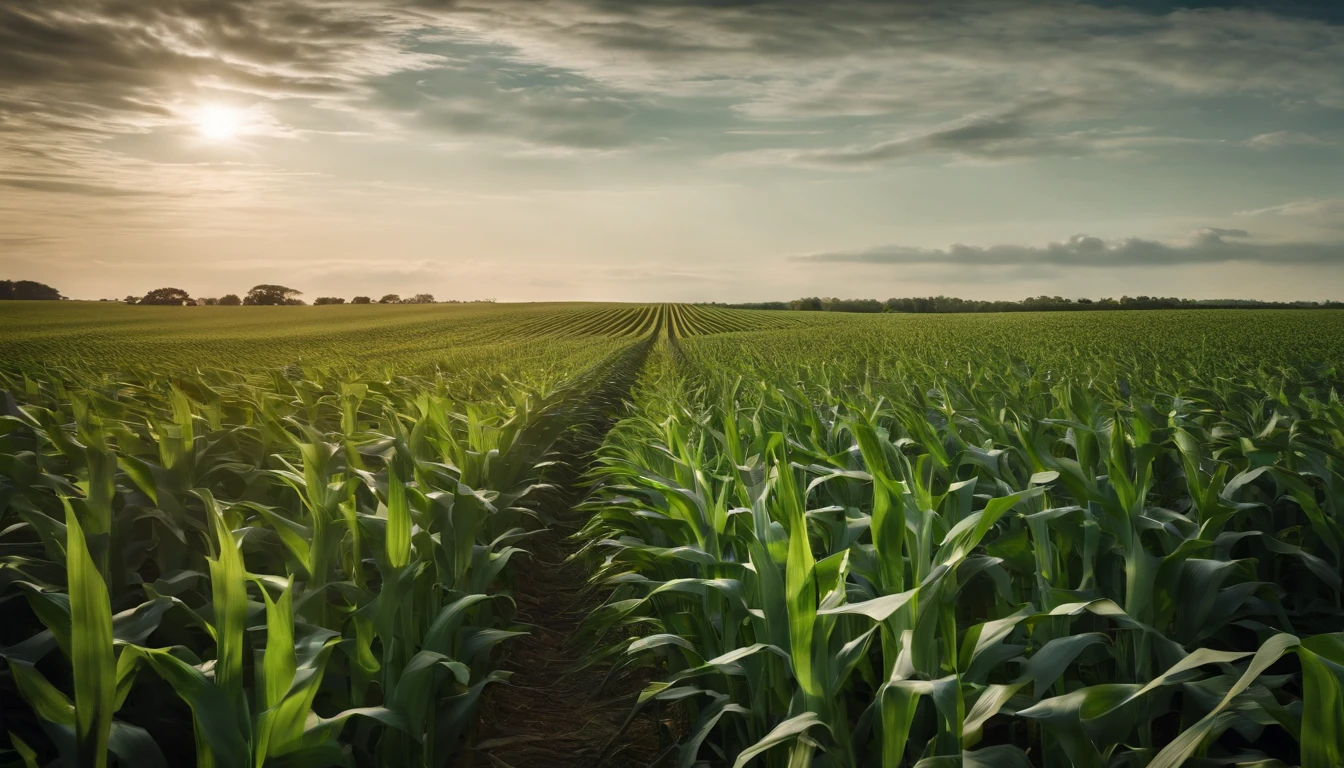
<box><xmin>2</xmin><ymin>303</ymin><xmax>1343</xmax><ymax>767</ymax></box>
<box><xmin>0</xmin><ymin>302</ymin><xmax>814</xmax><ymax>378</ymax></box>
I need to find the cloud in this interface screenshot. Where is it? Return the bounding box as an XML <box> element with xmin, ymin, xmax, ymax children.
<box><xmin>0</xmin><ymin>235</ymin><xmax>56</xmax><ymax>248</ymax></box>
<box><xmin>1245</xmin><ymin>131</ymin><xmax>1337</xmax><ymax>149</ymax></box>
<box><xmin>368</xmin><ymin>49</ymin><xmax>642</xmax><ymax>150</ymax></box>
<box><xmin>1199</xmin><ymin>227</ymin><xmax>1250</xmax><ymax>237</ymax></box>
<box><xmin>796</xmin><ymin>229</ymin><xmax>1344</xmax><ymax>268</ymax></box>
<box><xmin>3</xmin><ymin>0</ymin><xmax>1342</xmax><ymax>174</ymax></box>
<box><xmin>3</xmin><ymin>0</ymin><xmax>1343</xmax><ymax>295</ymax></box>
<box><xmin>435</xmin><ymin>0</ymin><xmax>1344</xmax><ymax>118</ymax></box>
<box><xmin>721</xmin><ymin>105</ymin><xmax>1208</xmax><ymax>168</ymax></box>
<box><xmin>1236</xmin><ymin>198</ymin><xmax>1344</xmax><ymax>234</ymax></box>
<box><xmin>0</xmin><ymin>0</ymin><xmax>445</xmax><ymax>225</ymax></box>
<box><xmin>0</xmin><ymin>177</ymin><xmax>149</xmax><ymax>197</ymax></box>
<box><xmin>1238</xmin><ymin>198</ymin><xmax>1344</xmax><ymax>220</ymax></box>
<box><xmin>0</xmin><ymin>1</ymin><xmax>441</xmax><ymax>134</ymax></box>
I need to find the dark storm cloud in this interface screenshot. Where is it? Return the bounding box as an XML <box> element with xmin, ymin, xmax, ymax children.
<box><xmin>797</xmin><ymin>230</ymin><xmax>1344</xmax><ymax>269</ymax></box>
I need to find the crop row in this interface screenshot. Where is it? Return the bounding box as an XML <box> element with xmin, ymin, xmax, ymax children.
<box><xmin>0</xmin><ymin>302</ymin><xmax>811</xmax><ymax>376</ymax></box>
<box><xmin>578</xmin><ymin>313</ymin><xmax>1344</xmax><ymax>767</ymax></box>
<box><xmin>0</xmin><ymin>334</ymin><xmax>649</xmax><ymax>766</ymax></box>
<box><xmin>507</xmin><ymin>304</ymin><xmax>815</xmax><ymax>341</ymax></box>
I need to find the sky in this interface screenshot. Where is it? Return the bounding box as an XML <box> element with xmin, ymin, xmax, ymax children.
<box><xmin>1</xmin><ymin>0</ymin><xmax>1342</xmax><ymax>303</ymax></box>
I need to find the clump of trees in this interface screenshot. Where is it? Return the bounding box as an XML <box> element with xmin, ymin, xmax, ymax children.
<box><xmin>377</xmin><ymin>293</ymin><xmax>436</xmax><ymax>304</ymax></box>
<box><xmin>244</xmin><ymin>285</ymin><xmax>304</xmax><ymax>305</ymax></box>
<box><xmin>351</xmin><ymin>296</ymin><xmax>372</xmax><ymax>304</ymax></box>
<box><xmin>136</xmin><ymin>287</ymin><xmax>194</xmax><ymax>306</ymax></box>
<box><xmin>219</xmin><ymin>294</ymin><xmax>241</xmax><ymax>306</ymax></box>
<box><xmin>313</xmin><ymin>297</ymin><xmax>346</xmax><ymax>305</ymax></box>
<box><xmin>0</xmin><ymin>279</ymin><xmax>62</xmax><ymax>300</ymax></box>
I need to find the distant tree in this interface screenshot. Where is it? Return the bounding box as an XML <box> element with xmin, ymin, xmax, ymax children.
<box><xmin>378</xmin><ymin>294</ymin><xmax>401</xmax><ymax>304</ymax></box>
<box><xmin>123</xmin><ymin>295</ymin><xmax>140</xmax><ymax>305</ymax></box>
<box><xmin>139</xmin><ymin>287</ymin><xmax>194</xmax><ymax>306</ymax></box>
<box><xmin>404</xmin><ymin>293</ymin><xmax>435</xmax><ymax>304</ymax></box>
<box><xmin>313</xmin><ymin>297</ymin><xmax>346</xmax><ymax>305</ymax></box>
<box><xmin>201</xmin><ymin>297</ymin><xmax>218</xmax><ymax>306</ymax></box>
<box><xmin>0</xmin><ymin>279</ymin><xmax>62</xmax><ymax>301</ymax></box>
<box><xmin>244</xmin><ymin>284</ymin><xmax>303</xmax><ymax>306</ymax></box>
<box><xmin>218</xmin><ymin>294</ymin><xmax>242</xmax><ymax>306</ymax></box>
<box><xmin>351</xmin><ymin>296</ymin><xmax>372</xmax><ymax>304</ymax></box>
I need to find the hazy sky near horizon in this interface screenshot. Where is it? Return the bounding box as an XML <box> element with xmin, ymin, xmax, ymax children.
<box><xmin>1</xmin><ymin>0</ymin><xmax>1342</xmax><ymax>302</ymax></box>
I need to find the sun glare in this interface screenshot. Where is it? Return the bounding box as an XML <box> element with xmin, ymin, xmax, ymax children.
<box><xmin>196</xmin><ymin>105</ymin><xmax>243</xmax><ymax>140</ymax></box>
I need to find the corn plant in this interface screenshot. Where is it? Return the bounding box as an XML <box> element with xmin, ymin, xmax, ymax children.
<box><xmin>581</xmin><ymin>330</ymin><xmax>1344</xmax><ymax>766</ymax></box>
<box><xmin>0</xmin><ymin>337</ymin><xmax>646</xmax><ymax>765</ymax></box>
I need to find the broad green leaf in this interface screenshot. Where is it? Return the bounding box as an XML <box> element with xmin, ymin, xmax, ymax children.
<box><xmin>731</xmin><ymin>711</ymin><xmax>827</xmax><ymax>768</ymax></box>
<box><xmin>65</xmin><ymin>498</ymin><xmax>114</xmax><ymax>768</ymax></box>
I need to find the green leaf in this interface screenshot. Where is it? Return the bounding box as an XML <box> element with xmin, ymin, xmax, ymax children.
<box><xmin>731</xmin><ymin>711</ymin><xmax>827</xmax><ymax>768</ymax></box>
<box><xmin>1298</xmin><ymin>633</ymin><xmax>1344</xmax><ymax>768</ymax></box>
<box><xmin>817</xmin><ymin>588</ymin><xmax>917</xmax><ymax>623</ymax></box>
<box><xmin>257</xmin><ymin>576</ymin><xmax>297</xmax><ymax>712</ymax></box>
<box><xmin>962</xmin><ymin>683</ymin><xmax>1025</xmax><ymax>747</ymax></box>
<box><xmin>10</xmin><ymin>659</ymin><xmax>76</xmax><ymax>726</ymax></box>
<box><xmin>65</xmin><ymin>498</ymin><xmax>114</xmax><ymax>768</ymax></box>
<box><xmin>133</xmin><ymin>645</ymin><xmax>249</xmax><ymax>766</ymax></box>
<box><xmin>1149</xmin><ymin>633</ymin><xmax>1301</xmax><ymax>768</ymax></box>
<box><xmin>1016</xmin><ymin>633</ymin><xmax>1107</xmax><ymax>700</ymax></box>
<box><xmin>386</xmin><ymin>464</ymin><xmax>411</xmax><ymax>569</ymax></box>
<box><xmin>195</xmin><ymin>489</ymin><xmax>249</xmax><ymax>729</ymax></box>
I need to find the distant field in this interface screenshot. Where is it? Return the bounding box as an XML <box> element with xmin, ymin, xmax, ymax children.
<box><xmin>0</xmin><ymin>300</ymin><xmax>810</xmax><ymax>376</ymax></box>
<box><xmin>6</xmin><ymin>301</ymin><xmax>1340</xmax><ymax>379</ymax></box>
<box><xmin>682</xmin><ymin>308</ymin><xmax>1344</xmax><ymax>385</ymax></box>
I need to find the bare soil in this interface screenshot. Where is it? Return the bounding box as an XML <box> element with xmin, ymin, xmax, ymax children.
<box><xmin>465</xmin><ymin>341</ymin><xmax>668</xmax><ymax>768</ymax></box>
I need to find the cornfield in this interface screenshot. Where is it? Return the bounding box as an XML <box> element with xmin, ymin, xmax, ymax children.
<box><xmin>2</xmin><ymin>302</ymin><xmax>1342</xmax><ymax>766</ymax></box>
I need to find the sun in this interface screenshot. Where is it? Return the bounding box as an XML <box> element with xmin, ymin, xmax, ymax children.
<box><xmin>195</xmin><ymin>105</ymin><xmax>244</xmax><ymax>140</ymax></box>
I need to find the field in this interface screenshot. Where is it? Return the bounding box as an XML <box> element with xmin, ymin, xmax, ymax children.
<box><xmin>1</xmin><ymin>302</ymin><xmax>1342</xmax><ymax>767</ymax></box>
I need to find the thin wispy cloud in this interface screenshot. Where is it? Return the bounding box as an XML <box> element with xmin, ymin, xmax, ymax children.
<box><xmin>1244</xmin><ymin>131</ymin><xmax>1337</xmax><ymax>149</ymax></box>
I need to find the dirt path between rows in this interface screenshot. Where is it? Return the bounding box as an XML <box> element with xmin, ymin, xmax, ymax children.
<box><xmin>467</xmin><ymin>508</ymin><xmax>665</xmax><ymax>768</ymax></box>
<box><xmin>464</xmin><ymin>341</ymin><xmax>667</xmax><ymax>768</ymax></box>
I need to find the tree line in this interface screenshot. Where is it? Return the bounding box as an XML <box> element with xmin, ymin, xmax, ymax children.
<box><xmin>718</xmin><ymin>295</ymin><xmax>1344</xmax><ymax>313</ymax></box>
<box><xmin>6</xmin><ymin>278</ymin><xmax>1337</xmax><ymax>312</ymax></box>
<box><xmin>0</xmin><ymin>280</ymin><xmax>501</xmax><ymax>306</ymax></box>
<box><xmin>123</xmin><ymin>286</ymin><xmax>495</xmax><ymax>306</ymax></box>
